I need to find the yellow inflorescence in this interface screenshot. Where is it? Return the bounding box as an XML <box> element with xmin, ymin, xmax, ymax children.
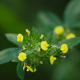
<box><xmin>41</xmin><ymin>41</ymin><xmax>49</xmax><ymax>50</ymax></box>
<box><xmin>61</xmin><ymin>44</ymin><xmax>68</xmax><ymax>53</ymax></box>
<box><xmin>54</xmin><ymin>26</ymin><xmax>64</xmax><ymax>35</ymax></box>
<box><xmin>66</xmin><ymin>33</ymin><xmax>76</xmax><ymax>39</ymax></box>
<box><xmin>26</xmin><ymin>29</ymin><xmax>30</xmax><ymax>36</ymax></box>
<box><xmin>17</xmin><ymin>34</ymin><xmax>23</xmax><ymax>42</ymax></box>
<box><xmin>26</xmin><ymin>66</ymin><xmax>33</xmax><ymax>72</ymax></box>
<box><xmin>50</xmin><ymin>55</ymin><xmax>57</xmax><ymax>65</ymax></box>
<box><xmin>18</xmin><ymin>52</ymin><xmax>27</xmax><ymax>61</ymax></box>
<box><xmin>40</xmin><ymin>34</ymin><xmax>44</xmax><ymax>39</ymax></box>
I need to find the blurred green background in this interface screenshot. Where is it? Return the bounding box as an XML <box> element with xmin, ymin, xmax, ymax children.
<box><xmin>1</xmin><ymin>0</ymin><xmax>80</xmax><ymax>80</ymax></box>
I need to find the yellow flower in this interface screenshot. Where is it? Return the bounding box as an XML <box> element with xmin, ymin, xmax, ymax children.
<box><xmin>37</xmin><ymin>48</ymin><xmax>40</xmax><ymax>52</ymax></box>
<box><xmin>54</xmin><ymin>26</ymin><xmax>64</xmax><ymax>35</ymax></box>
<box><xmin>17</xmin><ymin>34</ymin><xmax>23</xmax><ymax>42</ymax></box>
<box><xmin>41</xmin><ymin>41</ymin><xmax>49</xmax><ymax>50</ymax></box>
<box><xmin>26</xmin><ymin>29</ymin><xmax>30</xmax><ymax>36</ymax></box>
<box><xmin>66</xmin><ymin>33</ymin><xmax>76</xmax><ymax>39</ymax></box>
<box><xmin>61</xmin><ymin>44</ymin><xmax>68</xmax><ymax>53</ymax></box>
<box><xmin>50</xmin><ymin>55</ymin><xmax>56</xmax><ymax>65</ymax></box>
<box><xmin>26</xmin><ymin>66</ymin><xmax>33</xmax><ymax>72</ymax></box>
<box><xmin>40</xmin><ymin>34</ymin><xmax>44</xmax><ymax>39</ymax></box>
<box><xmin>18</xmin><ymin>52</ymin><xmax>27</xmax><ymax>61</ymax></box>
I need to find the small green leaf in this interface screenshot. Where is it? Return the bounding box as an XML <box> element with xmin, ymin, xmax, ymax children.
<box><xmin>47</xmin><ymin>32</ymin><xmax>54</xmax><ymax>44</ymax></box>
<box><xmin>17</xmin><ymin>62</ymin><xmax>25</xmax><ymax>80</ymax></box>
<box><xmin>0</xmin><ymin>48</ymin><xmax>20</xmax><ymax>64</ymax></box>
<box><xmin>64</xmin><ymin>0</ymin><xmax>80</xmax><ymax>29</ymax></box>
<box><xmin>57</xmin><ymin>37</ymin><xmax>80</xmax><ymax>48</ymax></box>
<box><xmin>32</xmin><ymin>27</ymin><xmax>38</xmax><ymax>35</ymax></box>
<box><xmin>47</xmin><ymin>31</ymin><xmax>57</xmax><ymax>44</ymax></box>
<box><xmin>5</xmin><ymin>33</ymin><xmax>21</xmax><ymax>46</ymax></box>
<box><xmin>11</xmin><ymin>57</ymin><xmax>20</xmax><ymax>62</ymax></box>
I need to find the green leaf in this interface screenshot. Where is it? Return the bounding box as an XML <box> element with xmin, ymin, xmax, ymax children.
<box><xmin>64</xmin><ymin>0</ymin><xmax>80</xmax><ymax>29</ymax></box>
<box><xmin>37</xmin><ymin>11</ymin><xmax>62</xmax><ymax>35</ymax></box>
<box><xmin>5</xmin><ymin>33</ymin><xmax>21</xmax><ymax>46</ymax></box>
<box><xmin>32</xmin><ymin>27</ymin><xmax>38</xmax><ymax>35</ymax></box>
<box><xmin>57</xmin><ymin>37</ymin><xmax>80</xmax><ymax>48</ymax></box>
<box><xmin>11</xmin><ymin>57</ymin><xmax>20</xmax><ymax>62</ymax></box>
<box><xmin>0</xmin><ymin>48</ymin><xmax>20</xmax><ymax>64</ymax></box>
<box><xmin>47</xmin><ymin>32</ymin><xmax>54</xmax><ymax>44</ymax></box>
<box><xmin>47</xmin><ymin>31</ymin><xmax>57</xmax><ymax>44</ymax></box>
<box><xmin>17</xmin><ymin>62</ymin><xmax>25</xmax><ymax>80</ymax></box>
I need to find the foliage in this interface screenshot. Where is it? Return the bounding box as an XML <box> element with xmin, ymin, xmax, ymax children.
<box><xmin>0</xmin><ymin>26</ymin><xmax>80</xmax><ymax>80</ymax></box>
<box><xmin>0</xmin><ymin>0</ymin><xmax>80</xmax><ymax>80</ymax></box>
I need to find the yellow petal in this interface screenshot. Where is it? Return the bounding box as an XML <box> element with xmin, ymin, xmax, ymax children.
<box><xmin>41</xmin><ymin>41</ymin><xmax>49</xmax><ymax>51</ymax></box>
<box><xmin>61</xmin><ymin>44</ymin><xmax>68</xmax><ymax>53</ymax></box>
<box><xmin>40</xmin><ymin>34</ymin><xmax>44</xmax><ymax>39</ymax></box>
<box><xmin>17</xmin><ymin>34</ymin><xmax>23</xmax><ymax>42</ymax></box>
<box><xmin>54</xmin><ymin>26</ymin><xmax>64</xmax><ymax>35</ymax></box>
<box><xmin>50</xmin><ymin>55</ymin><xmax>56</xmax><ymax>65</ymax></box>
<box><xmin>66</xmin><ymin>33</ymin><xmax>76</xmax><ymax>39</ymax></box>
<box><xmin>18</xmin><ymin>52</ymin><xmax>27</xmax><ymax>61</ymax></box>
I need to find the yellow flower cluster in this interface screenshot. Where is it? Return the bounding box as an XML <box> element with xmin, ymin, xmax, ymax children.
<box><xmin>54</xmin><ymin>26</ymin><xmax>76</xmax><ymax>39</ymax></box>
<box><xmin>17</xmin><ymin>28</ymin><xmax>69</xmax><ymax>74</ymax></box>
<box><xmin>50</xmin><ymin>55</ymin><xmax>57</xmax><ymax>65</ymax></box>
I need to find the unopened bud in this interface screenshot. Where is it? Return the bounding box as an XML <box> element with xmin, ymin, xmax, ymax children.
<box><xmin>23</xmin><ymin>46</ymin><xmax>26</xmax><ymax>50</ymax></box>
<box><xmin>40</xmin><ymin>34</ymin><xmax>44</xmax><ymax>39</ymax></box>
<box><xmin>31</xmin><ymin>44</ymin><xmax>33</xmax><ymax>48</ymax></box>
<box><xmin>34</xmin><ymin>68</ymin><xmax>36</xmax><ymax>72</ymax></box>
<box><xmin>26</xmin><ymin>29</ymin><xmax>30</xmax><ymax>36</ymax></box>
<box><xmin>66</xmin><ymin>29</ymin><xmax>70</xmax><ymax>33</ymax></box>
<box><xmin>23</xmin><ymin>63</ymin><xmax>27</xmax><ymax>70</ymax></box>
<box><xmin>61</xmin><ymin>56</ymin><xmax>66</xmax><ymax>58</ymax></box>
<box><xmin>40</xmin><ymin>61</ymin><xmax>43</xmax><ymax>64</ymax></box>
